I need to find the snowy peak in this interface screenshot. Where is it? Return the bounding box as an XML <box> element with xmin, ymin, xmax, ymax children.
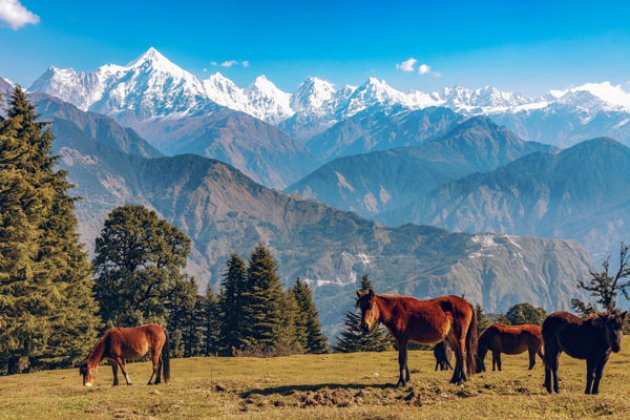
<box><xmin>551</xmin><ymin>82</ymin><xmax>630</xmax><ymax>112</ymax></box>
<box><xmin>203</xmin><ymin>72</ymin><xmax>248</xmax><ymax>111</ymax></box>
<box><xmin>244</xmin><ymin>75</ymin><xmax>294</xmax><ymax>124</ymax></box>
<box><xmin>290</xmin><ymin>76</ymin><xmax>336</xmax><ymax>113</ymax></box>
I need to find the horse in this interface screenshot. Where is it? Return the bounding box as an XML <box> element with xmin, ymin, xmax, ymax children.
<box><xmin>79</xmin><ymin>324</ymin><xmax>170</xmax><ymax>387</ymax></box>
<box><xmin>476</xmin><ymin>323</ymin><xmax>544</xmax><ymax>372</ymax></box>
<box><xmin>356</xmin><ymin>290</ymin><xmax>477</xmax><ymax>385</ymax></box>
<box><xmin>542</xmin><ymin>310</ymin><xmax>627</xmax><ymax>394</ymax></box>
<box><xmin>434</xmin><ymin>341</ymin><xmax>453</xmax><ymax>371</ymax></box>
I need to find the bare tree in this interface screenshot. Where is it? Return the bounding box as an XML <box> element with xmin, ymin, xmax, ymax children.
<box><xmin>573</xmin><ymin>243</ymin><xmax>630</xmax><ymax>313</ymax></box>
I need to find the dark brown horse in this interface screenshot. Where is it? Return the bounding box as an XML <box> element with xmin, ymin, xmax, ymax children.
<box><xmin>477</xmin><ymin>323</ymin><xmax>544</xmax><ymax>372</ymax></box>
<box><xmin>543</xmin><ymin>310</ymin><xmax>627</xmax><ymax>394</ymax></box>
<box><xmin>356</xmin><ymin>290</ymin><xmax>477</xmax><ymax>385</ymax></box>
<box><xmin>434</xmin><ymin>341</ymin><xmax>453</xmax><ymax>371</ymax></box>
<box><xmin>79</xmin><ymin>324</ymin><xmax>170</xmax><ymax>387</ymax></box>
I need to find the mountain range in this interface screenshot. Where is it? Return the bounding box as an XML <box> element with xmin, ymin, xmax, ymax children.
<box><xmin>5</xmin><ymin>47</ymin><xmax>630</xmax><ymax>329</ymax></box>
<box><xmin>413</xmin><ymin>137</ymin><xmax>630</xmax><ymax>259</ymax></box>
<box><xmin>30</xmin><ymin>48</ymin><xmax>630</xmax><ymax>151</ymax></box>
<box><xmin>0</xmin><ymin>79</ymin><xmax>595</xmax><ymax>334</ymax></box>
<box><xmin>287</xmin><ymin>117</ymin><xmax>554</xmax><ymax>218</ymax></box>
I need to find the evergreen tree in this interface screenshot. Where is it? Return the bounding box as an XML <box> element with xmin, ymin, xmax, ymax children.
<box><xmin>0</xmin><ymin>87</ymin><xmax>99</xmax><ymax>373</ymax></box>
<box><xmin>218</xmin><ymin>253</ymin><xmax>248</xmax><ymax>354</ymax></box>
<box><xmin>291</xmin><ymin>278</ymin><xmax>328</xmax><ymax>353</ymax></box>
<box><xmin>475</xmin><ymin>304</ymin><xmax>490</xmax><ymax>336</ymax></box>
<box><xmin>333</xmin><ymin>274</ymin><xmax>392</xmax><ymax>353</ymax></box>
<box><xmin>202</xmin><ymin>287</ymin><xmax>221</xmax><ymax>356</ymax></box>
<box><xmin>505</xmin><ymin>303</ymin><xmax>547</xmax><ymax>326</ymax></box>
<box><xmin>277</xmin><ymin>289</ymin><xmax>304</xmax><ymax>355</ymax></box>
<box><xmin>240</xmin><ymin>243</ymin><xmax>285</xmax><ymax>353</ymax></box>
<box><xmin>93</xmin><ymin>205</ymin><xmax>191</xmax><ymax>327</ymax></box>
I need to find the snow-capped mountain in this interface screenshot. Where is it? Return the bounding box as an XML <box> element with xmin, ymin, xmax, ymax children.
<box><xmin>203</xmin><ymin>73</ymin><xmax>294</xmax><ymax>124</ymax></box>
<box><xmin>31</xmin><ymin>48</ymin><xmax>209</xmax><ymax>123</ymax></box>
<box><xmin>28</xmin><ymin>47</ymin><xmax>630</xmax><ymax>146</ymax></box>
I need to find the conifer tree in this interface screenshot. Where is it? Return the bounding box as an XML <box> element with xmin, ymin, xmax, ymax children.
<box><xmin>475</xmin><ymin>304</ymin><xmax>490</xmax><ymax>336</ymax></box>
<box><xmin>93</xmin><ymin>205</ymin><xmax>191</xmax><ymax>327</ymax></box>
<box><xmin>202</xmin><ymin>287</ymin><xmax>221</xmax><ymax>356</ymax></box>
<box><xmin>277</xmin><ymin>289</ymin><xmax>304</xmax><ymax>355</ymax></box>
<box><xmin>0</xmin><ymin>87</ymin><xmax>99</xmax><ymax>373</ymax></box>
<box><xmin>333</xmin><ymin>274</ymin><xmax>392</xmax><ymax>353</ymax></box>
<box><xmin>240</xmin><ymin>243</ymin><xmax>285</xmax><ymax>353</ymax></box>
<box><xmin>218</xmin><ymin>253</ymin><xmax>248</xmax><ymax>354</ymax></box>
<box><xmin>291</xmin><ymin>278</ymin><xmax>328</xmax><ymax>353</ymax></box>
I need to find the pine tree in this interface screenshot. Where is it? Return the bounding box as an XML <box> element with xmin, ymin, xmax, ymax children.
<box><xmin>277</xmin><ymin>289</ymin><xmax>304</xmax><ymax>355</ymax></box>
<box><xmin>0</xmin><ymin>87</ymin><xmax>99</xmax><ymax>373</ymax></box>
<box><xmin>475</xmin><ymin>304</ymin><xmax>490</xmax><ymax>336</ymax></box>
<box><xmin>240</xmin><ymin>243</ymin><xmax>286</xmax><ymax>353</ymax></box>
<box><xmin>333</xmin><ymin>274</ymin><xmax>392</xmax><ymax>353</ymax></box>
<box><xmin>291</xmin><ymin>278</ymin><xmax>328</xmax><ymax>353</ymax></box>
<box><xmin>218</xmin><ymin>253</ymin><xmax>248</xmax><ymax>354</ymax></box>
<box><xmin>202</xmin><ymin>287</ymin><xmax>221</xmax><ymax>356</ymax></box>
<box><xmin>93</xmin><ymin>205</ymin><xmax>191</xmax><ymax>327</ymax></box>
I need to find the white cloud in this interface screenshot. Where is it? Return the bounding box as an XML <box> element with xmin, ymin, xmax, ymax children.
<box><xmin>396</xmin><ymin>57</ymin><xmax>417</xmax><ymax>72</ymax></box>
<box><xmin>0</xmin><ymin>0</ymin><xmax>39</xmax><ymax>30</ymax></box>
<box><xmin>418</xmin><ymin>64</ymin><xmax>431</xmax><ymax>75</ymax></box>
<box><xmin>212</xmin><ymin>60</ymin><xmax>250</xmax><ymax>68</ymax></box>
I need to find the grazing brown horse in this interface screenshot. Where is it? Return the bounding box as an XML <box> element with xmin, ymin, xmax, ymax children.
<box><xmin>356</xmin><ymin>290</ymin><xmax>477</xmax><ymax>385</ymax></box>
<box><xmin>477</xmin><ymin>323</ymin><xmax>544</xmax><ymax>372</ymax></box>
<box><xmin>79</xmin><ymin>324</ymin><xmax>170</xmax><ymax>387</ymax></box>
<box><xmin>434</xmin><ymin>341</ymin><xmax>453</xmax><ymax>371</ymax></box>
<box><xmin>543</xmin><ymin>310</ymin><xmax>627</xmax><ymax>394</ymax></box>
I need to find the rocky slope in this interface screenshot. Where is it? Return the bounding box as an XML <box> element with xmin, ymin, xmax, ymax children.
<box><xmin>415</xmin><ymin>138</ymin><xmax>630</xmax><ymax>258</ymax></box>
<box><xmin>288</xmin><ymin>118</ymin><xmax>553</xmax><ymax>221</ymax></box>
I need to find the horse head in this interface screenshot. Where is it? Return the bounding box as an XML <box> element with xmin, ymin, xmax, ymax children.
<box><xmin>356</xmin><ymin>289</ymin><xmax>379</xmax><ymax>333</ymax></box>
<box><xmin>594</xmin><ymin>310</ymin><xmax>627</xmax><ymax>353</ymax></box>
<box><xmin>79</xmin><ymin>360</ymin><xmax>97</xmax><ymax>387</ymax></box>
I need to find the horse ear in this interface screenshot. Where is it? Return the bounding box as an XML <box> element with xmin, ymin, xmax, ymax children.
<box><xmin>621</xmin><ymin>311</ymin><xmax>628</xmax><ymax>320</ymax></box>
<box><xmin>368</xmin><ymin>289</ymin><xmax>374</xmax><ymax>298</ymax></box>
<box><xmin>356</xmin><ymin>290</ymin><xmax>361</xmax><ymax>299</ymax></box>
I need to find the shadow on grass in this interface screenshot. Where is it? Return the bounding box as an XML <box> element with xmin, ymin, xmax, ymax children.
<box><xmin>241</xmin><ymin>382</ymin><xmax>395</xmax><ymax>398</ymax></box>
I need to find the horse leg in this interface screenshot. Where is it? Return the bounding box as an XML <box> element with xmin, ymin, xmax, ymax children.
<box><xmin>111</xmin><ymin>362</ymin><xmax>119</xmax><ymax>386</ymax></box>
<box><xmin>396</xmin><ymin>338</ymin><xmax>408</xmax><ymax>387</ymax></box>
<box><xmin>147</xmin><ymin>351</ymin><xmax>159</xmax><ymax>385</ymax></box>
<box><xmin>492</xmin><ymin>352</ymin><xmax>497</xmax><ymax>371</ymax></box>
<box><xmin>591</xmin><ymin>356</ymin><xmax>609</xmax><ymax>395</ymax></box>
<box><xmin>544</xmin><ymin>346</ymin><xmax>558</xmax><ymax>394</ymax></box>
<box><xmin>551</xmin><ymin>353</ymin><xmax>560</xmax><ymax>393</ymax></box>
<box><xmin>497</xmin><ymin>353</ymin><xmax>502</xmax><ymax>371</ymax></box>
<box><xmin>584</xmin><ymin>357</ymin><xmax>595</xmax><ymax>394</ymax></box>
<box><xmin>528</xmin><ymin>348</ymin><xmax>536</xmax><ymax>370</ymax></box>
<box><xmin>449</xmin><ymin>334</ymin><xmax>467</xmax><ymax>384</ymax></box>
<box><xmin>116</xmin><ymin>357</ymin><xmax>132</xmax><ymax>386</ymax></box>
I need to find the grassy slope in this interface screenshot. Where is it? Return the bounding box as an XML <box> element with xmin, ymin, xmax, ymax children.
<box><xmin>0</xmin><ymin>338</ymin><xmax>629</xmax><ymax>419</ymax></box>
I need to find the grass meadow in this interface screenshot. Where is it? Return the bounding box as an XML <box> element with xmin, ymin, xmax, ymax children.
<box><xmin>0</xmin><ymin>337</ymin><xmax>629</xmax><ymax>419</ymax></box>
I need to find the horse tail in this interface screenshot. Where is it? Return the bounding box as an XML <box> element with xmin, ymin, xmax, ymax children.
<box><xmin>162</xmin><ymin>329</ymin><xmax>171</xmax><ymax>383</ymax></box>
<box><xmin>465</xmin><ymin>304</ymin><xmax>478</xmax><ymax>376</ymax></box>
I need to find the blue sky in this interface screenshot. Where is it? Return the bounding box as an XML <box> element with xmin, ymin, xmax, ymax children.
<box><xmin>1</xmin><ymin>0</ymin><xmax>630</xmax><ymax>95</ymax></box>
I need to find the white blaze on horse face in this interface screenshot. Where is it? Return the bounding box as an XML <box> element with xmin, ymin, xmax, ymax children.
<box><xmin>84</xmin><ymin>382</ymin><xmax>93</xmax><ymax>387</ymax></box>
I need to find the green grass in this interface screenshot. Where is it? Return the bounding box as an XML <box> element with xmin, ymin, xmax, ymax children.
<box><xmin>1</xmin><ymin>338</ymin><xmax>629</xmax><ymax>419</ymax></box>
